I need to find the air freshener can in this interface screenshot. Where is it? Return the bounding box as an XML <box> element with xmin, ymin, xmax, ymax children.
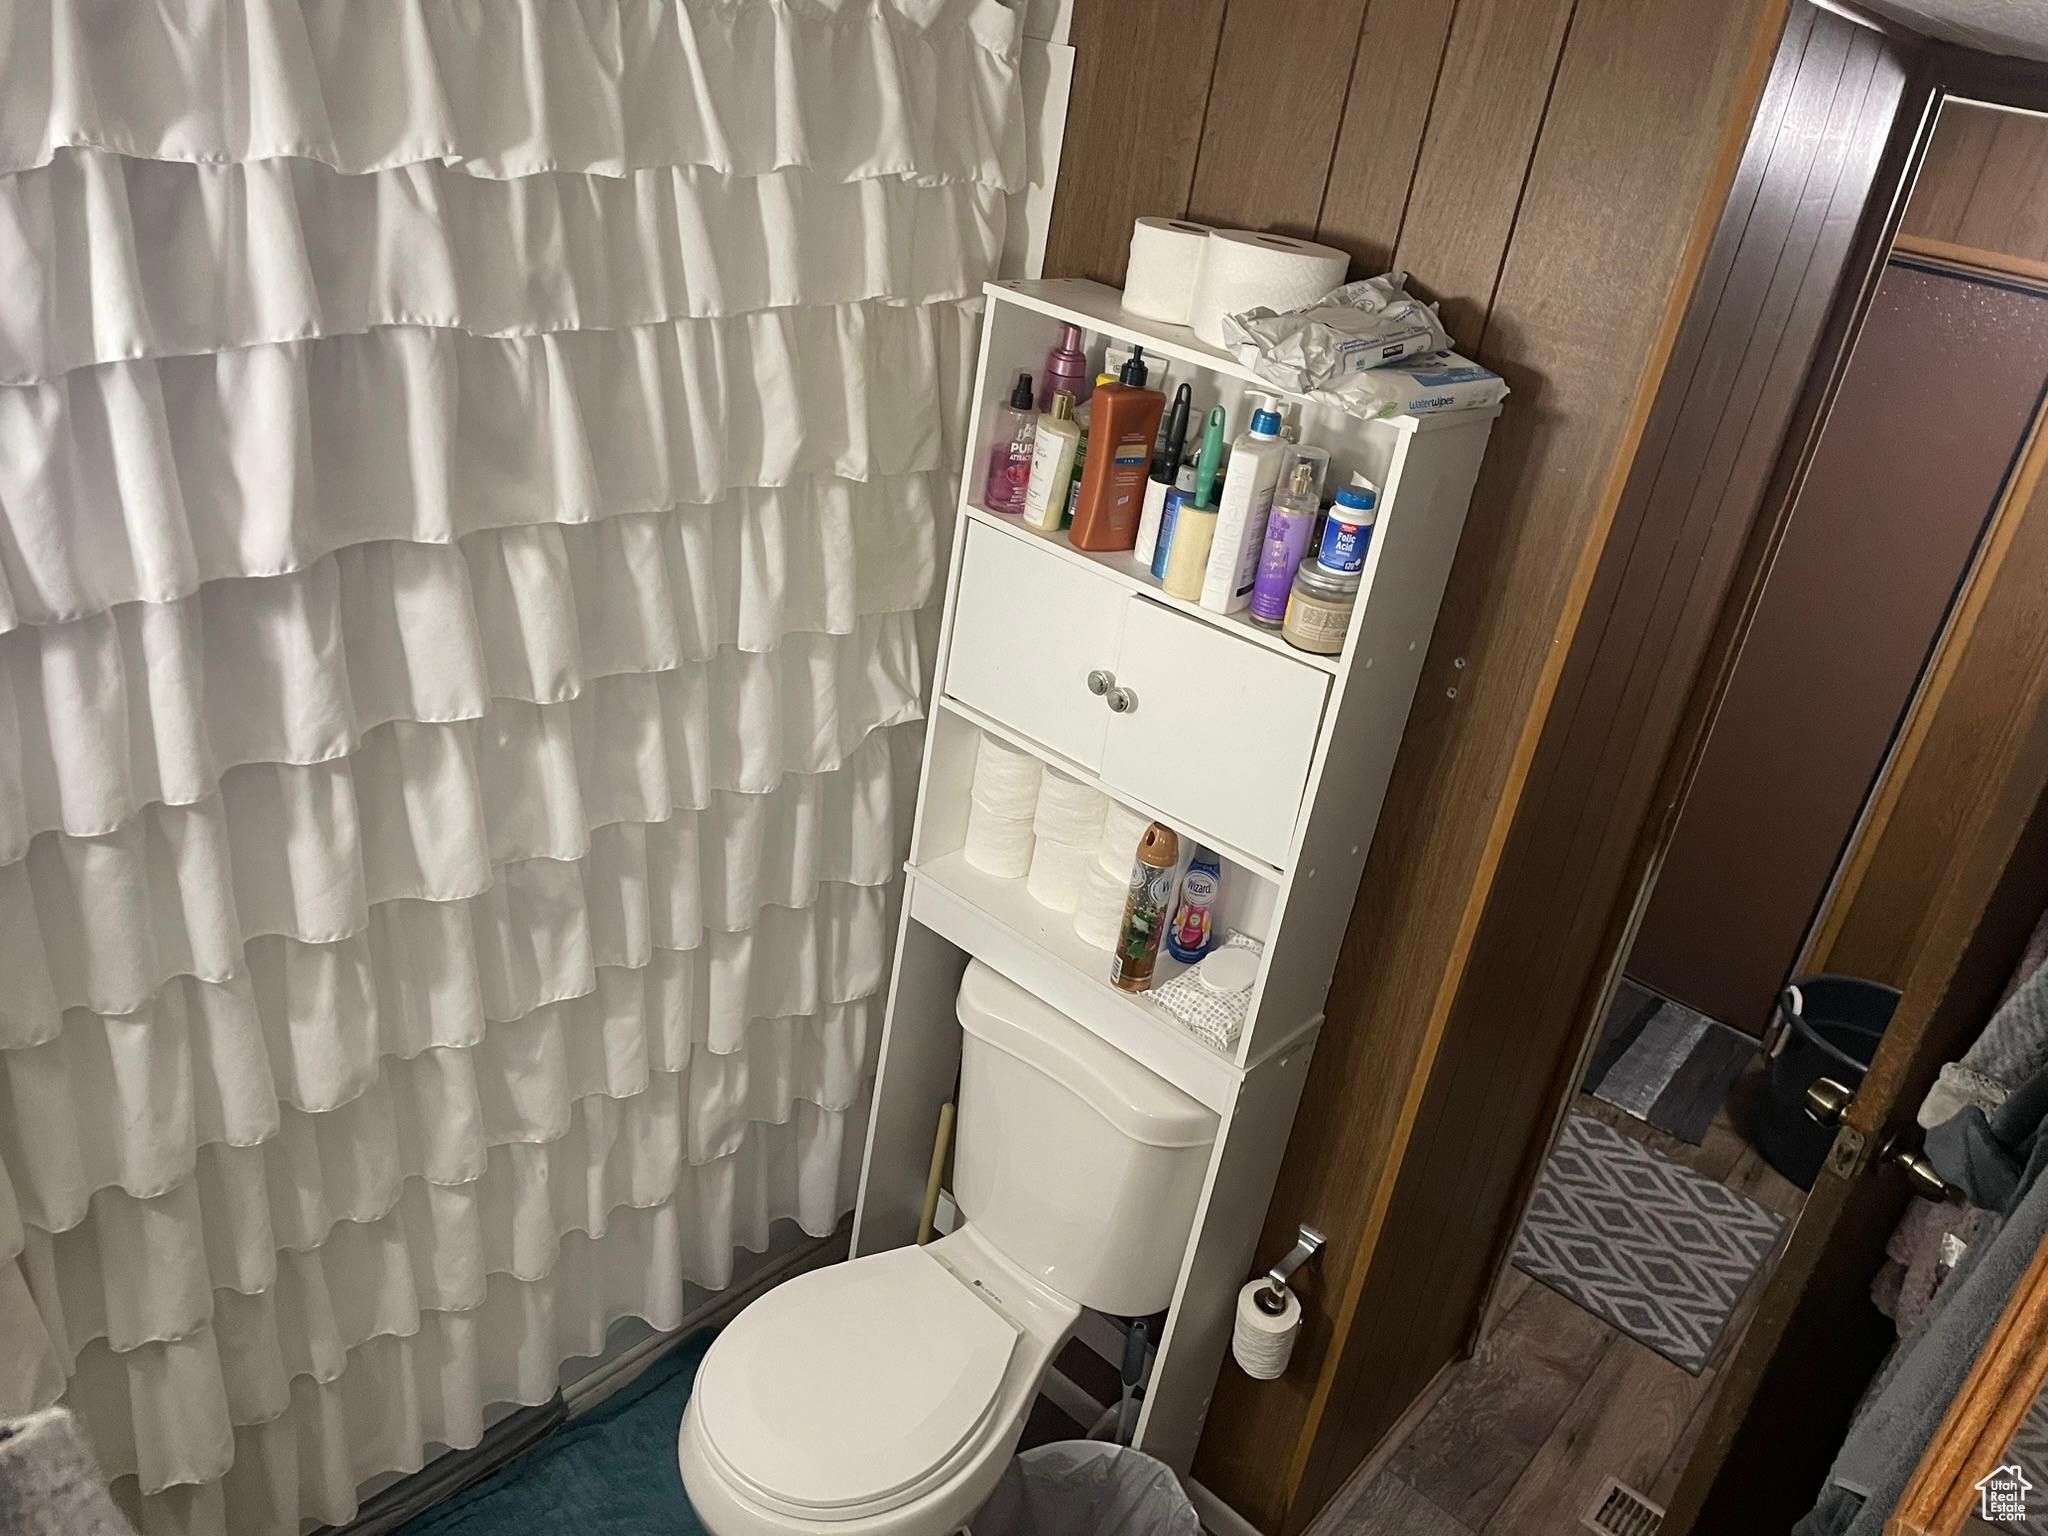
<box><xmin>1165</xmin><ymin>849</ymin><xmax>1222</xmax><ymax>963</ymax></box>
<box><xmin>1110</xmin><ymin>823</ymin><xmax>1181</xmax><ymax>992</ymax></box>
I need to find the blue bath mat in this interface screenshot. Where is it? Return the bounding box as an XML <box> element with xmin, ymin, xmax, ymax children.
<box><xmin>396</xmin><ymin>1332</ymin><xmax>714</xmax><ymax>1536</ymax></box>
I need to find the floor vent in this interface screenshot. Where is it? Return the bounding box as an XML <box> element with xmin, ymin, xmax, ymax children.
<box><xmin>1582</xmin><ymin>1477</ymin><xmax>1664</xmax><ymax>1536</ymax></box>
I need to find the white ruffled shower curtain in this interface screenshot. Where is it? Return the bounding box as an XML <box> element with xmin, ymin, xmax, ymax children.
<box><xmin>0</xmin><ymin>3</ymin><xmax>1019</xmax><ymax>1532</ymax></box>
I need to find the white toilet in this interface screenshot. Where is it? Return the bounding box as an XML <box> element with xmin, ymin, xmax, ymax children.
<box><xmin>678</xmin><ymin>960</ymin><xmax>1220</xmax><ymax>1536</ymax></box>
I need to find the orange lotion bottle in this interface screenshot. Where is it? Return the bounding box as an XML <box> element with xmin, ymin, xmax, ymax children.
<box><xmin>1067</xmin><ymin>347</ymin><xmax>1166</xmax><ymax>551</ymax></box>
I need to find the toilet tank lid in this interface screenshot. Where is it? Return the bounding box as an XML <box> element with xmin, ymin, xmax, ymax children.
<box><xmin>956</xmin><ymin>962</ymin><xmax>1219</xmax><ymax>1148</ymax></box>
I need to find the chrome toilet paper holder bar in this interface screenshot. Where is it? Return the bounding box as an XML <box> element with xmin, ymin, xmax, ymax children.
<box><xmin>1254</xmin><ymin>1225</ymin><xmax>1325</xmax><ymax>1316</ymax></box>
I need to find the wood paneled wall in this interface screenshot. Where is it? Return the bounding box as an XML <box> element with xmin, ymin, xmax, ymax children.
<box><xmin>1035</xmin><ymin>3</ymin><xmax>1903</xmax><ymax>1530</ymax></box>
<box><xmin>1313</xmin><ymin>14</ymin><xmax>1911</xmax><ymax>1521</ymax></box>
<box><xmin>1900</xmin><ymin>99</ymin><xmax>2048</xmax><ymax>271</ymax></box>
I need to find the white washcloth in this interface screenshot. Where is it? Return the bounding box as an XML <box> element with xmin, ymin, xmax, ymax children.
<box><xmin>0</xmin><ymin>1406</ymin><xmax>137</xmax><ymax>1536</ymax></box>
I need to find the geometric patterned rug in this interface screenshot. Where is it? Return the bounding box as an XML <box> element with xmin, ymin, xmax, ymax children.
<box><xmin>1514</xmin><ymin>1113</ymin><xmax>1787</xmax><ymax>1373</ymax></box>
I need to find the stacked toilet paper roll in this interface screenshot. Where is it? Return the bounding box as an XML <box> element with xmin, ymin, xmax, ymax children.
<box><xmin>963</xmin><ymin>734</ymin><xmax>1043</xmax><ymax>877</ymax></box>
<box><xmin>1123</xmin><ymin>217</ymin><xmax>1350</xmax><ymax>347</ymax></box>
<box><xmin>1122</xmin><ymin>217</ymin><xmax>1216</xmax><ymax>324</ymax></box>
<box><xmin>1188</xmin><ymin>230</ymin><xmax>1350</xmax><ymax>347</ymax></box>
<box><xmin>1027</xmin><ymin>770</ymin><xmax>1110</xmax><ymax>912</ymax></box>
<box><xmin>1073</xmin><ymin>802</ymin><xmax>1158</xmax><ymax>949</ymax></box>
<box><xmin>1232</xmin><ymin>1280</ymin><xmax>1301</xmax><ymax>1380</ymax></box>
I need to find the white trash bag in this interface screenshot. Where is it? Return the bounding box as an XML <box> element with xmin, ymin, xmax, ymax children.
<box><xmin>970</xmin><ymin>1443</ymin><xmax>1202</xmax><ymax>1536</ymax></box>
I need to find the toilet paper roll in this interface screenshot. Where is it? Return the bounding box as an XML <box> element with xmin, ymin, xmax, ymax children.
<box><xmin>1096</xmin><ymin>803</ymin><xmax>1155</xmax><ymax>874</ymax></box>
<box><xmin>971</xmin><ymin>734</ymin><xmax>1043</xmax><ymax>813</ymax></box>
<box><xmin>964</xmin><ymin>801</ymin><xmax>1035</xmax><ymax>878</ymax></box>
<box><xmin>1027</xmin><ymin>835</ymin><xmax>1094</xmax><ymax>913</ymax></box>
<box><xmin>1188</xmin><ymin>229</ymin><xmax>1350</xmax><ymax>348</ymax></box>
<box><xmin>1073</xmin><ymin>856</ymin><xmax>1131</xmax><ymax>949</ymax></box>
<box><xmin>1232</xmin><ymin>1280</ymin><xmax>1301</xmax><ymax>1381</ymax></box>
<box><xmin>1034</xmin><ymin>772</ymin><xmax>1109</xmax><ymax>846</ymax></box>
<box><xmin>1122</xmin><ymin>217</ymin><xmax>1215</xmax><ymax>325</ymax></box>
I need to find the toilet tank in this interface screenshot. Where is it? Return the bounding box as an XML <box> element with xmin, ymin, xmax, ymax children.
<box><xmin>952</xmin><ymin>961</ymin><xmax>1220</xmax><ymax>1316</ymax></box>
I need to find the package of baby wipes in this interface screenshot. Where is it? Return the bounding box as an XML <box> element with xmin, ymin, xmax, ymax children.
<box><xmin>1221</xmin><ymin>272</ymin><xmax>1452</xmax><ymax>393</ymax></box>
<box><xmin>1314</xmin><ymin>350</ymin><xmax>1510</xmax><ymax>420</ymax></box>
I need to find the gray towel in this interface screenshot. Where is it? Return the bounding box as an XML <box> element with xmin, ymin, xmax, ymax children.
<box><xmin>1803</xmin><ymin>916</ymin><xmax>2048</xmax><ymax>1535</ymax></box>
<box><xmin>1921</xmin><ymin>944</ymin><xmax>2048</xmax><ymax>1128</ymax></box>
<box><xmin>1795</xmin><ymin>1061</ymin><xmax>2048</xmax><ymax>1536</ymax></box>
<box><xmin>1795</xmin><ymin>1181</ymin><xmax>2044</xmax><ymax>1535</ymax></box>
<box><xmin>1925</xmin><ymin>1056</ymin><xmax>2048</xmax><ymax>1213</ymax></box>
<box><xmin>0</xmin><ymin>1406</ymin><xmax>137</xmax><ymax>1536</ymax></box>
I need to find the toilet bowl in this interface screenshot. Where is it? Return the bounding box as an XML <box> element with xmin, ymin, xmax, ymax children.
<box><xmin>679</xmin><ymin>961</ymin><xmax>1219</xmax><ymax>1536</ymax></box>
<box><xmin>679</xmin><ymin>1225</ymin><xmax>1078</xmax><ymax>1536</ymax></box>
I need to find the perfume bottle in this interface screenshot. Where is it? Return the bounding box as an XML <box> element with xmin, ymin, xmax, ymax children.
<box><xmin>983</xmin><ymin>372</ymin><xmax>1036</xmax><ymax>514</ymax></box>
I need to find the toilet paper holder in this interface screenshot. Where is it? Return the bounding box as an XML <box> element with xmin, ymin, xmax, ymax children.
<box><xmin>1253</xmin><ymin>1225</ymin><xmax>1325</xmax><ymax>1316</ymax></box>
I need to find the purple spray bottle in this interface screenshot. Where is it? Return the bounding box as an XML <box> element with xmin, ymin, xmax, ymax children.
<box><xmin>1249</xmin><ymin>445</ymin><xmax>1331</xmax><ymax>625</ymax></box>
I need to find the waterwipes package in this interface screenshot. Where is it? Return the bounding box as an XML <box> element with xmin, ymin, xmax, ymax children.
<box><xmin>1313</xmin><ymin>350</ymin><xmax>1510</xmax><ymax>421</ymax></box>
<box><xmin>1221</xmin><ymin>272</ymin><xmax>1452</xmax><ymax>393</ymax></box>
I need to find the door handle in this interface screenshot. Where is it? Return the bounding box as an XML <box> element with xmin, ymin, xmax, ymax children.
<box><xmin>1105</xmin><ymin>685</ymin><xmax>1136</xmax><ymax>714</ymax></box>
<box><xmin>1881</xmin><ymin>1133</ymin><xmax>1957</xmax><ymax>1202</ymax></box>
<box><xmin>1087</xmin><ymin>669</ymin><xmax>1114</xmax><ymax>696</ymax></box>
<box><xmin>1804</xmin><ymin>1077</ymin><xmax>1855</xmax><ymax>1127</ymax></box>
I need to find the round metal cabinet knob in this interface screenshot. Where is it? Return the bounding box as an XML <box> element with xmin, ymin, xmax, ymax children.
<box><xmin>1105</xmin><ymin>685</ymin><xmax>1136</xmax><ymax>714</ymax></box>
<box><xmin>1087</xmin><ymin>669</ymin><xmax>1114</xmax><ymax>696</ymax></box>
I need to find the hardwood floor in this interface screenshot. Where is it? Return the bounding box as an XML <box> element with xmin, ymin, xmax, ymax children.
<box><xmin>1305</xmin><ymin>1070</ymin><xmax>1805</xmax><ymax>1535</ymax></box>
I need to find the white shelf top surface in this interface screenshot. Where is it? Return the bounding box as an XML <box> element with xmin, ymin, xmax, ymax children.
<box><xmin>986</xmin><ymin>278</ymin><xmax>1500</xmax><ymax>435</ymax></box>
<box><xmin>907</xmin><ymin>850</ymin><xmax>1242</xmax><ymax>1111</ymax></box>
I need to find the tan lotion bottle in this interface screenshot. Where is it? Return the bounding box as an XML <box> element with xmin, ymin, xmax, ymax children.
<box><xmin>1021</xmin><ymin>392</ymin><xmax>1080</xmax><ymax>531</ymax></box>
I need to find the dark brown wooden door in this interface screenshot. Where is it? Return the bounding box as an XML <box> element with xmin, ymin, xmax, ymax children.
<box><xmin>1667</xmin><ymin>401</ymin><xmax>2048</xmax><ymax>1533</ymax></box>
<box><xmin>1626</xmin><ymin>261</ymin><xmax>2048</xmax><ymax>1036</ymax></box>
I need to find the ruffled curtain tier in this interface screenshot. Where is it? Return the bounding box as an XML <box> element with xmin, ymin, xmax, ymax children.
<box><xmin>0</xmin><ymin>151</ymin><xmax>1003</xmax><ymax>383</ymax></box>
<box><xmin>0</xmin><ymin>0</ymin><xmax>1013</xmax><ymax>1529</ymax></box>
<box><xmin>0</xmin><ymin>310</ymin><xmax>975</xmax><ymax>632</ymax></box>
<box><xmin>0</xmin><ymin>0</ymin><xmax>1023</xmax><ymax>185</ymax></box>
<box><xmin>1</xmin><ymin>541</ymin><xmax>938</xmax><ymax>851</ymax></box>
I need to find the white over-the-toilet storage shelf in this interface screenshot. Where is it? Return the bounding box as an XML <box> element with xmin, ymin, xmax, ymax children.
<box><xmin>851</xmin><ymin>278</ymin><xmax>1498</xmax><ymax>1478</ymax></box>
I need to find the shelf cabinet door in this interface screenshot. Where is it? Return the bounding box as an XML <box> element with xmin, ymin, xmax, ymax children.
<box><xmin>1102</xmin><ymin>597</ymin><xmax>1330</xmax><ymax>865</ymax></box>
<box><xmin>945</xmin><ymin>523</ymin><xmax>1129</xmax><ymax>769</ymax></box>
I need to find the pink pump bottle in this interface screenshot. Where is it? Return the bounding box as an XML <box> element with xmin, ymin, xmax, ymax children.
<box><xmin>1038</xmin><ymin>323</ymin><xmax>1091</xmax><ymax>414</ymax></box>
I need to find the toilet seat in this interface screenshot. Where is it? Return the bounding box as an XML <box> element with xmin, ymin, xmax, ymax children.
<box><xmin>693</xmin><ymin>1245</ymin><xmax>1022</xmax><ymax>1521</ymax></box>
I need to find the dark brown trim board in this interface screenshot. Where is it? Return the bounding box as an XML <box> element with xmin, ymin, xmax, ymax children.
<box><xmin>1893</xmin><ymin>232</ymin><xmax>2048</xmax><ymax>289</ymax></box>
<box><xmin>1036</xmin><ymin>1</ymin><xmax>1908</xmax><ymax>1529</ymax></box>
